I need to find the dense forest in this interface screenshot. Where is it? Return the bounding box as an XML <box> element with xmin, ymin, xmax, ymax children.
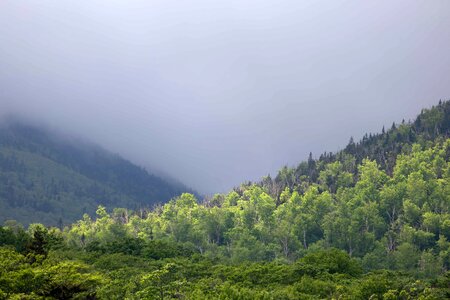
<box><xmin>0</xmin><ymin>123</ymin><xmax>195</xmax><ymax>226</ymax></box>
<box><xmin>0</xmin><ymin>101</ymin><xmax>449</xmax><ymax>299</ymax></box>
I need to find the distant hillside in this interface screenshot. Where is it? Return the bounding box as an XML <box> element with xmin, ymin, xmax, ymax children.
<box><xmin>0</xmin><ymin>123</ymin><xmax>195</xmax><ymax>226</ymax></box>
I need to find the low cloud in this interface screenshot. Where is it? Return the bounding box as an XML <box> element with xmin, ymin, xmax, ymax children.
<box><xmin>1</xmin><ymin>1</ymin><xmax>449</xmax><ymax>193</ymax></box>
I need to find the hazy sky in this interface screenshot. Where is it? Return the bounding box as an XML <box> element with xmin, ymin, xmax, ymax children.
<box><xmin>1</xmin><ymin>1</ymin><xmax>449</xmax><ymax>193</ymax></box>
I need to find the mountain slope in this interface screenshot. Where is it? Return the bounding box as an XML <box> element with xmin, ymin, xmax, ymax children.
<box><xmin>0</xmin><ymin>123</ymin><xmax>194</xmax><ymax>226</ymax></box>
<box><xmin>258</xmin><ymin>100</ymin><xmax>450</xmax><ymax>200</ymax></box>
<box><xmin>1</xmin><ymin>101</ymin><xmax>449</xmax><ymax>299</ymax></box>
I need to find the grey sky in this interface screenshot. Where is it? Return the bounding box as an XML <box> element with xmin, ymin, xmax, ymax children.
<box><xmin>1</xmin><ymin>1</ymin><xmax>449</xmax><ymax>194</ymax></box>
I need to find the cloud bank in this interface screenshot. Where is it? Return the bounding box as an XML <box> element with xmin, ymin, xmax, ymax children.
<box><xmin>1</xmin><ymin>1</ymin><xmax>449</xmax><ymax>193</ymax></box>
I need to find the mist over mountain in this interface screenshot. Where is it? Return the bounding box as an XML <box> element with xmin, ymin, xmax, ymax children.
<box><xmin>2</xmin><ymin>1</ymin><xmax>450</xmax><ymax>298</ymax></box>
<box><xmin>0</xmin><ymin>120</ymin><xmax>196</xmax><ymax>226</ymax></box>
<box><xmin>1</xmin><ymin>101</ymin><xmax>449</xmax><ymax>299</ymax></box>
<box><xmin>1</xmin><ymin>1</ymin><xmax>450</xmax><ymax>193</ymax></box>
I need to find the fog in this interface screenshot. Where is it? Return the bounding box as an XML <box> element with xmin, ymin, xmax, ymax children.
<box><xmin>1</xmin><ymin>1</ymin><xmax>449</xmax><ymax>193</ymax></box>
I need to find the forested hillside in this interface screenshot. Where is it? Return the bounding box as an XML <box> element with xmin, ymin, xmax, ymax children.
<box><xmin>0</xmin><ymin>101</ymin><xmax>449</xmax><ymax>299</ymax></box>
<box><xmin>258</xmin><ymin>100</ymin><xmax>449</xmax><ymax>201</ymax></box>
<box><xmin>0</xmin><ymin>123</ymin><xmax>194</xmax><ymax>226</ymax></box>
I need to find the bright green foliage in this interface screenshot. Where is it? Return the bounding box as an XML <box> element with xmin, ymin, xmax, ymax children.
<box><xmin>0</xmin><ymin>137</ymin><xmax>448</xmax><ymax>298</ymax></box>
<box><xmin>137</xmin><ymin>263</ymin><xmax>185</xmax><ymax>299</ymax></box>
<box><xmin>0</xmin><ymin>247</ymin><xmax>103</xmax><ymax>299</ymax></box>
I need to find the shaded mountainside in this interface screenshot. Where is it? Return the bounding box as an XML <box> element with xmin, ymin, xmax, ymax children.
<box><xmin>0</xmin><ymin>123</ymin><xmax>195</xmax><ymax>226</ymax></box>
